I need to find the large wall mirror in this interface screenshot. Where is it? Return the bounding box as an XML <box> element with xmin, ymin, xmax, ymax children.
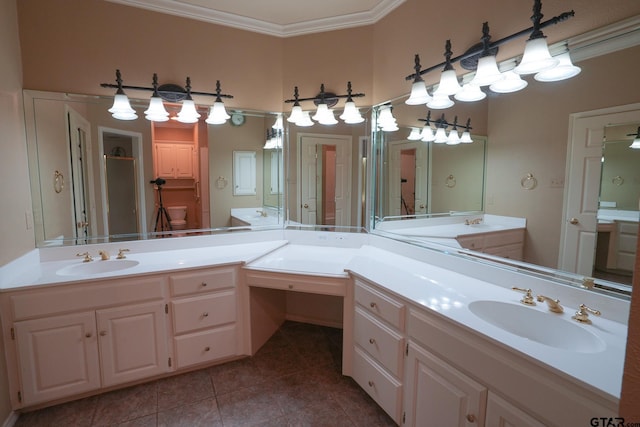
<box><xmin>25</xmin><ymin>90</ymin><xmax>284</xmax><ymax>246</ymax></box>
<box><xmin>370</xmin><ymin>35</ymin><xmax>640</xmax><ymax>298</ymax></box>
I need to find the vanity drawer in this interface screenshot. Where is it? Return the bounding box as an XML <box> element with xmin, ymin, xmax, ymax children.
<box><xmin>457</xmin><ymin>235</ymin><xmax>484</xmax><ymax>250</ymax></box>
<box><xmin>354</xmin><ymin>307</ymin><xmax>404</xmax><ymax>377</ymax></box>
<box><xmin>172</xmin><ymin>291</ymin><xmax>236</xmax><ymax>334</ymax></box>
<box><xmin>170</xmin><ymin>267</ymin><xmax>236</xmax><ymax>297</ymax></box>
<box><xmin>353</xmin><ymin>346</ymin><xmax>402</xmax><ymax>423</ymax></box>
<box><xmin>354</xmin><ymin>279</ymin><xmax>405</xmax><ymax>330</ymax></box>
<box><xmin>484</xmin><ymin>228</ymin><xmax>525</xmax><ymax>247</ymax></box>
<box><xmin>173</xmin><ymin>324</ymin><xmax>237</xmax><ymax>368</ymax></box>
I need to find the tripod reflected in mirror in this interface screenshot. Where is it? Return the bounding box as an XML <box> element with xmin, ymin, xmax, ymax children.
<box><xmin>150</xmin><ymin>178</ymin><xmax>172</xmax><ymax>233</ymax></box>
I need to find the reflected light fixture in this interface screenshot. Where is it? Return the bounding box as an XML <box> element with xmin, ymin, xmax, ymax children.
<box><xmin>101</xmin><ymin>70</ymin><xmax>234</xmax><ymax>124</ymax></box>
<box><xmin>377</xmin><ymin>105</ymin><xmax>398</xmax><ymax>132</ymax></box>
<box><xmin>627</xmin><ymin>127</ymin><xmax>640</xmax><ymax>149</ymax></box>
<box><xmin>404</xmin><ymin>0</ymin><xmax>576</xmax><ymax>109</ymax></box>
<box><xmin>285</xmin><ymin>82</ymin><xmax>365</xmax><ymax>126</ymax></box>
<box><xmin>417</xmin><ymin>111</ymin><xmax>473</xmax><ymax>145</ymax></box>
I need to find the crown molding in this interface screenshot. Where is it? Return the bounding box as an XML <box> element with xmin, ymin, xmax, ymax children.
<box><xmin>106</xmin><ymin>0</ymin><xmax>406</xmax><ymax>38</ymax></box>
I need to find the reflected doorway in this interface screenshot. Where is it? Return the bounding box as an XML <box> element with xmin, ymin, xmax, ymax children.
<box><xmin>99</xmin><ymin>128</ymin><xmax>147</xmax><ymax>238</ymax></box>
<box><xmin>299</xmin><ymin>134</ymin><xmax>352</xmax><ymax>226</ymax></box>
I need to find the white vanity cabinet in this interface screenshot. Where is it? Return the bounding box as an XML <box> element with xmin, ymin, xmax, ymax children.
<box><xmin>168</xmin><ymin>266</ymin><xmax>240</xmax><ymax>369</ymax></box>
<box><xmin>3</xmin><ymin>275</ymin><xmax>169</xmax><ymax>407</ymax></box>
<box><xmin>352</xmin><ymin>278</ymin><xmax>405</xmax><ymax>424</ymax></box>
<box><xmin>456</xmin><ymin>228</ymin><xmax>525</xmax><ymax>260</ymax></box>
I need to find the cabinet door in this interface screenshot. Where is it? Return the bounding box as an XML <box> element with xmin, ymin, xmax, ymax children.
<box><xmin>96</xmin><ymin>301</ymin><xmax>169</xmax><ymax>387</ymax></box>
<box><xmin>14</xmin><ymin>312</ymin><xmax>100</xmax><ymax>405</ymax></box>
<box><xmin>155</xmin><ymin>143</ymin><xmax>176</xmax><ymax>178</ymax></box>
<box><xmin>404</xmin><ymin>342</ymin><xmax>487</xmax><ymax>427</ymax></box>
<box><xmin>174</xmin><ymin>144</ymin><xmax>194</xmax><ymax>178</ymax></box>
<box><xmin>485</xmin><ymin>392</ymin><xmax>546</xmax><ymax>427</ymax></box>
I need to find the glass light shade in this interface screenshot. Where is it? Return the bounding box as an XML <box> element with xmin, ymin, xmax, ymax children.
<box><xmin>446</xmin><ymin>130</ymin><xmax>461</xmax><ymax>145</ymax></box>
<box><xmin>295</xmin><ymin>111</ymin><xmax>314</xmax><ymax>127</ymax></box>
<box><xmin>377</xmin><ymin>106</ymin><xmax>397</xmax><ymax>129</ymax></box>
<box><xmin>514</xmin><ymin>37</ymin><xmax>558</xmax><ymax>75</ymax></box>
<box><xmin>205</xmin><ymin>101</ymin><xmax>230</xmax><ymax>125</ymax></box>
<box><xmin>108</xmin><ymin>94</ymin><xmax>138</xmax><ymax>120</ymax></box>
<box><xmin>630</xmin><ymin>138</ymin><xmax>640</xmax><ymax>149</ymax></box>
<box><xmin>405</xmin><ymin>80</ymin><xmax>432</xmax><ymax>105</ymax></box>
<box><xmin>340</xmin><ymin>101</ymin><xmax>364</xmax><ymax>124</ymax></box>
<box><xmin>407</xmin><ymin>128</ymin><xmax>422</xmax><ymax>140</ymax></box>
<box><xmin>433</xmin><ymin>127</ymin><xmax>448</xmax><ymax>143</ymax></box>
<box><xmin>460</xmin><ymin>131</ymin><xmax>473</xmax><ymax>143</ymax></box>
<box><xmin>470</xmin><ymin>56</ymin><xmax>503</xmax><ymax>86</ymax></box>
<box><xmin>177</xmin><ymin>99</ymin><xmax>201</xmax><ymax>124</ymax></box>
<box><xmin>288</xmin><ymin>105</ymin><xmax>304</xmax><ymax>123</ymax></box>
<box><xmin>534</xmin><ymin>52</ymin><xmax>582</xmax><ymax>82</ymax></box>
<box><xmin>434</xmin><ymin>69</ymin><xmax>462</xmax><ymax>96</ymax></box>
<box><xmin>454</xmin><ymin>83</ymin><xmax>486</xmax><ymax>102</ymax></box>
<box><xmin>427</xmin><ymin>93</ymin><xmax>454</xmax><ymax>109</ymax></box>
<box><xmin>421</xmin><ymin>126</ymin><xmax>435</xmax><ymax>142</ymax></box>
<box><xmin>316</xmin><ymin>105</ymin><xmax>338</xmax><ymax>125</ymax></box>
<box><xmin>312</xmin><ymin>103</ymin><xmax>330</xmax><ymax>121</ymax></box>
<box><xmin>490</xmin><ymin>70</ymin><xmax>528</xmax><ymax>93</ymax></box>
<box><xmin>272</xmin><ymin>114</ymin><xmax>284</xmax><ymax>130</ymax></box>
<box><xmin>144</xmin><ymin>96</ymin><xmax>169</xmax><ymax>122</ymax></box>
<box><xmin>381</xmin><ymin>123</ymin><xmax>399</xmax><ymax>132</ymax></box>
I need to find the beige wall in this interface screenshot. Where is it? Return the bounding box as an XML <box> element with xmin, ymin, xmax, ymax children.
<box><xmin>0</xmin><ymin>0</ymin><xmax>31</xmax><ymax>421</ymax></box>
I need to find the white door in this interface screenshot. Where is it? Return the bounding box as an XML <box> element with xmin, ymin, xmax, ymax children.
<box><xmin>299</xmin><ymin>134</ymin><xmax>352</xmax><ymax>226</ymax></box>
<box><xmin>67</xmin><ymin>108</ymin><xmax>94</xmax><ymax>242</ymax></box>
<box><xmin>559</xmin><ymin>104</ymin><xmax>640</xmax><ymax>275</ymax></box>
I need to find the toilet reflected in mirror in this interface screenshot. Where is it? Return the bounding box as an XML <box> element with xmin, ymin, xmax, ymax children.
<box><xmin>166</xmin><ymin>205</ymin><xmax>187</xmax><ymax>233</ymax></box>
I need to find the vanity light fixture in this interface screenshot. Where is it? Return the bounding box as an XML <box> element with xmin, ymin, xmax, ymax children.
<box><xmin>264</xmin><ymin>128</ymin><xmax>283</xmax><ymax>149</ymax></box>
<box><xmin>416</xmin><ymin>111</ymin><xmax>474</xmax><ymax>145</ymax></box>
<box><xmin>627</xmin><ymin>127</ymin><xmax>640</xmax><ymax>149</ymax></box>
<box><xmin>404</xmin><ymin>0</ymin><xmax>576</xmax><ymax>109</ymax></box>
<box><xmin>285</xmin><ymin>82</ymin><xmax>365</xmax><ymax>126</ymax></box>
<box><xmin>377</xmin><ymin>104</ymin><xmax>399</xmax><ymax>132</ymax></box>
<box><xmin>101</xmin><ymin>70</ymin><xmax>234</xmax><ymax>124</ymax></box>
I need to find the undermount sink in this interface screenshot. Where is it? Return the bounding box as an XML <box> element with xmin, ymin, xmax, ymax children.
<box><xmin>57</xmin><ymin>260</ymin><xmax>140</xmax><ymax>276</ymax></box>
<box><xmin>468</xmin><ymin>300</ymin><xmax>606</xmax><ymax>353</ymax></box>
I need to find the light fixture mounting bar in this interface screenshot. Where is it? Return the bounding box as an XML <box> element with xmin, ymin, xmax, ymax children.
<box><xmin>405</xmin><ymin>7</ymin><xmax>574</xmax><ymax>81</ymax></box>
<box><xmin>100</xmin><ymin>80</ymin><xmax>233</xmax><ymax>101</ymax></box>
<box><xmin>284</xmin><ymin>93</ymin><xmax>365</xmax><ymax>104</ymax></box>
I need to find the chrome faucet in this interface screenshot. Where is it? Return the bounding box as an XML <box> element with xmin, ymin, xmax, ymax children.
<box><xmin>536</xmin><ymin>295</ymin><xmax>563</xmax><ymax>313</ymax></box>
<box><xmin>76</xmin><ymin>252</ymin><xmax>93</xmax><ymax>262</ymax></box>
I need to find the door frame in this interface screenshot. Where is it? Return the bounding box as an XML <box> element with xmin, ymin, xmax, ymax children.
<box><xmin>559</xmin><ymin>102</ymin><xmax>640</xmax><ymax>275</ymax></box>
<box><xmin>98</xmin><ymin>127</ymin><xmax>147</xmax><ymax>237</ymax></box>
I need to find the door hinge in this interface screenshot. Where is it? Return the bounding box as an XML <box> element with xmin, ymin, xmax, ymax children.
<box><xmin>165</xmin><ymin>304</ymin><xmax>168</xmax><ymax>314</ymax></box>
<box><xmin>11</xmin><ymin>327</ymin><xmax>15</xmax><ymax>340</ymax></box>
<box><xmin>405</xmin><ymin>343</ymin><xmax>409</xmax><ymax>356</ymax></box>
<box><xmin>168</xmin><ymin>357</ymin><xmax>172</xmax><ymax>367</ymax></box>
<box><xmin>17</xmin><ymin>391</ymin><xmax>22</xmax><ymax>403</ymax></box>
<box><xmin>402</xmin><ymin>411</ymin><xmax>406</xmax><ymax>424</ymax></box>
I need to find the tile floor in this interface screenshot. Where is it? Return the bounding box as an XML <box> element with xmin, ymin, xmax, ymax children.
<box><xmin>14</xmin><ymin>321</ymin><xmax>397</xmax><ymax>427</ymax></box>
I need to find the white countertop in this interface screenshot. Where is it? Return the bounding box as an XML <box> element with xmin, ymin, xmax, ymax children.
<box><xmin>375</xmin><ymin>214</ymin><xmax>526</xmax><ymax>238</ymax></box>
<box><xmin>231</xmin><ymin>207</ymin><xmax>283</xmax><ymax>227</ymax></box>
<box><xmin>0</xmin><ymin>231</ymin><xmax>628</xmax><ymax>402</ymax></box>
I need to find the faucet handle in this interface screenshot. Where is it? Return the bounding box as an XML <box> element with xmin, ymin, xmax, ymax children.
<box><xmin>512</xmin><ymin>287</ymin><xmax>535</xmax><ymax>305</ymax></box>
<box><xmin>117</xmin><ymin>248</ymin><xmax>130</xmax><ymax>259</ymax></box>
<box><xmin>572</xmin><ymin>304</ymin><xmax>601</xmax><ymax>324</ymax></box>
<box><xmin>536</xmin><ymin>295</ymin><xmax>563</xmax><ymax>313</ymax></box>
<box><xmin>76</xmin><ymin>252</ymin><xmax>93</xmax><ymax>262</ymax></box>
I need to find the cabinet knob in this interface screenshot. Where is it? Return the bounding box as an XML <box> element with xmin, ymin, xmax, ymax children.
<box><xmin>85</xmin><ymin>332</ymin><xmax>92</xmax><ymax>338</ymax></box>
<box><xmin>369</xmin><ymin>338</ymin><xmax>375</xmax><ymax>344</ymax></box>
<box><xmin>99</xmin><ymin>331</ymin><xmax>107</xmax><ymax>336</ymax></box>
<box><xmin>201</xmin><ymin>282</ymin><xmax>207</xmax><ymax>287</ymax></box>
<box><xmin>368</xmin><ymin>380</ymin><xmax>374</xmax><ymax>387</ymax></box>
<box><xmin>288</xmin><ymin>284</ymin><xmax>294</xmax><ymax>289</ymax></box>
<box><xmin>204</xmin><ymin>346</ymin><xmax>210</xmax><ymax>352</ymax></box>
<box><xmin>369</xmin><ymin>302</ymin><xmax>377</xmax><ymax>308</ymax></box>
<box><xmin>203</xmin><ymin>312</ymin><xmax>209</xmax><ymax>317</ymax></box>
<box><xmin>466</xmin><ymin>414</ymin><xmax>476</xmax><ymax>423</ymax></box>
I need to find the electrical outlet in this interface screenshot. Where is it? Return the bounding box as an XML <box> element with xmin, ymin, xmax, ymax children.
<box><xmin>550</xmin><ymin>177</ymin><xmax>564</xmax><ymax>188</ymax></box>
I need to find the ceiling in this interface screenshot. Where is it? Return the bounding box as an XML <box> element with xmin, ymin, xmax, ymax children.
<box><xmin>106</xmin><ymin>0</ymin><xmax>406</xmax><ymax>37</ymax></box>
